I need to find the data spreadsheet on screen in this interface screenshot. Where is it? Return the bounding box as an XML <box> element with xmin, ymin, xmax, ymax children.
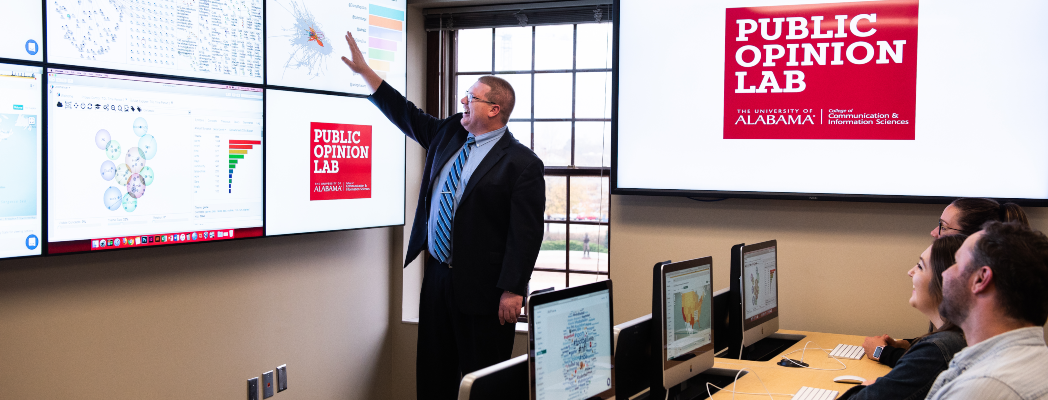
<box><xmin>616</xmin><ymin>0</ymin><xmax>1048</xmax><ymax>200</ymax></box>
<box><xmin>0</xmin><ymin>64</ymin><xmax>43</xmax><ymax>259</ymax></box>
<box><xmin>46</xmin><ymin>69</ymin><xmax>263</xmax><ymax>253</ymax></box>
<box><xmin>532</xmin><ymin>290</ymin><xmax>613</xmax><ymax>400</ymax></box>
<box><xmin>46</xmin><ymin>0</ymin><xmax>264</xmax><ymax>84</ymax></box>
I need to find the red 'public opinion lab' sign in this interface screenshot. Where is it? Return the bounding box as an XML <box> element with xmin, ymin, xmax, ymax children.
<box><xmin>723</xmin><ymin>0</ymin><xmax>919</xmax><ymax>140</ymax></box>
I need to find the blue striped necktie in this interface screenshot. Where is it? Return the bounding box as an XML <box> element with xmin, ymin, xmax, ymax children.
<box><xmin>433</xmin><ymin>135</ymin><xmax>476</xmax><ymax>264</ymax></box>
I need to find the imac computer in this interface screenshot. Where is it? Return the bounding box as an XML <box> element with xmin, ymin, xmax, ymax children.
<box><xmin>728</xmin><ymin>240</ymin><xmax>802</xmax><ymax>361</ymax></box>
<box><xmin>457</xmin><ymin>354</ymin><xmax>528</xmax><ymax>400</ymax></box>
<box><xmin>528</xmin><ymin>281</ymin><xmax>615</xmax><ymax>400</ymax></box>
<box><xmin>613</xmin><ymin>314</ymin><xmax>651</xmax><ymax>399</ymax></box>
<box><xmin>652</xmin><ymin>257</ymin><xmax>715</xmax><ymax>397</ymax></box>
<box><xmin>736</xmin><ymin>240</ymin><xmax>779</xmax><ymax>347</ymax></box>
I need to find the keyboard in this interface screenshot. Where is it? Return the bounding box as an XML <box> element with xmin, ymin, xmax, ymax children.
<box><xmin>793</xmin><ymin>386</ymin><xmax>840</xmax><ymax>400</ymax></box>
<box><xmin>829</xmin><ymin>344</ymin><xmax>865</xmax><ymax>360</ymax></box>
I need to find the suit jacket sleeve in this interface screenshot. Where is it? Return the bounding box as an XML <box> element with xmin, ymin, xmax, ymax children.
<box><xmin>367</xmin><ymin>80</ymin><xmax>443</xmax><ymax>150</ymax></box>
<box><xmin>496</xmin><ymin>157</ymin><xmax>545</xmax><ymax>297</ymax></box>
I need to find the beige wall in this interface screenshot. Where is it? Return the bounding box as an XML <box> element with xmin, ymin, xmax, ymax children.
<box><xmin>391</xmin><ymin>5</ymin><xmax>427</xmax><ymax>400</ymax></box>
<box><xmin>610</xmin><ymin>195</ymin><xmax>1048</xmax><ymax>341</ymax></box>
<box><xmin>0</xmin><ymin>228</ymin><xmax>395</xmax><ymax>399</ymax></box>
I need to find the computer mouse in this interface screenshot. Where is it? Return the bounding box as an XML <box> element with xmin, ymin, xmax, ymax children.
<box><xmin>833</xmin><ymin>375</ymin><xmax>866</xmax><ymax>384</ymax></box>
<box><xmin>777</xmin><ymin>358</ymin><xmax>808</xmax><ymax>368</ymax></box>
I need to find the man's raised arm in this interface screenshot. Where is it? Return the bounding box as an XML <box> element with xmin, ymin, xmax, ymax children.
<box><xmin>342</xmin><ymin>31</ymin><xmax>384</xmax><ymax>94</ymax></box>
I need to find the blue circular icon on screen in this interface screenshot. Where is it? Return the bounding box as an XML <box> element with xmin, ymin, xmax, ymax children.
<box><xmin>25</xmin><ymin>40</ymin><xmax>39</xmax><ymax>56</ymax></box>
<box><xmin>192</xmin><ymin>232</ymin><xmax>198</xmax><ymax>240</ymax></box>
<box><xmin>26</xmin><ymin>234</ymin><xmax>39</xmax><ymax>250</ymax></box>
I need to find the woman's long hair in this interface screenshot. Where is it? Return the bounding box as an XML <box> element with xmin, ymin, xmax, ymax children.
<box><xmin>918</xmin><ymin>234</ymin><xmax>968</xmax><ymax>338</ymax></box>
<box><xmin>950</xmin><ymin>198</ymin><xmax>1029</xmax><ymax>235</ymax></box>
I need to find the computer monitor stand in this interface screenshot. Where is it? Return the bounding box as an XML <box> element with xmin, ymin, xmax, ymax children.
<box><xmin>646</xmin><ymin>368</ymin><xmax>748</xmax><ymax>400</ymax></box>
<box><xmin>739</xmin><ymin>332</ymin><xmax>805</xmax><ymax>362</ymax></box>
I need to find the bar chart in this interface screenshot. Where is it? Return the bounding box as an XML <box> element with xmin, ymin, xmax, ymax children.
<box><xmin>229</xmin><ymin>140</ymin><xmax>261</xmax><ymax>193</ymax></box>
<box><xmin>368</xmin><ymin>4</ymin><xmax>404</xmax><ymax>81</ymax></box>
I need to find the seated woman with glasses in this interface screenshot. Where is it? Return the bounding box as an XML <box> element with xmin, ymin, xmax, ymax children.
<box><xmin>931</xmin><ymin>197</ymin><xmax>1028</xmax><ymax>238</ymax></box>
<box><xmin>843</xmin><ymin>236</ymin><xmax>970</xmax><ymax>400</ymax></box>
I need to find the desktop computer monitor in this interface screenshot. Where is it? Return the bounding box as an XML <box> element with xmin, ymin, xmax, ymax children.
<box><xmin>652</xmin><ymin>257</ymin><xmax>715</xmax><ymax>392</ymax></box>
<box><xmin>732</xmin><ymin>240</ymin><xmax>779</xmax><ymax>347</ymax></box>
<box><xmin>613</xmin><ymin>314</ymin><xmax>651</xmax><ymax>400</ymax></box>
<box><xmin>527</xmin><ymin>281</ymin><xmax>614</xmax><ymax>400</ymax></box>
<box><xmin>457</xmin><ymin>354</ymin><xmax>528</xmax><ymax>400</ymax></box>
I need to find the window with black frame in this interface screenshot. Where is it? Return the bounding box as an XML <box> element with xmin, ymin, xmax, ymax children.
<box><xmin>452</xmin><ymin>20</ymin><xmax>612</xmax><ymax>294</ymax></box>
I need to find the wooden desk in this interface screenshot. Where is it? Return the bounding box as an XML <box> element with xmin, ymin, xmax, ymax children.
<box><xmin>708</xmin><ymin>330</ymin><xmax>892</xmax><ymax>399</ymax></box>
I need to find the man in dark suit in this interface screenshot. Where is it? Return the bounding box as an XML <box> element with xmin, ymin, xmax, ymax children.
<box><xmin>342</xmin><ymin>32</ymin><xmax>545</xmax><ymax>399</ymax></box>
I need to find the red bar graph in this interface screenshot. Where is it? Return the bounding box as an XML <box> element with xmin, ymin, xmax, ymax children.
<box><xmin>229</xmin><ymin>140</ymin><xmax>261</xmax><ymax>193</ymax></box>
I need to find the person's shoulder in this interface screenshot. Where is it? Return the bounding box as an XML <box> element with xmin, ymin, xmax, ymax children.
<box><xmin>958</xmin><ymin>345</ymin><xmax>1048</xmax><ymax>398</ymax></box>
<box><xmin>938</xmin><ymin>376</ymin><xmax>1022</xmax><ymax>400</ymax></box>
<box><xmin>500</xmin><ymin>131</ymin><xmax>541</xmax><ymax>161</ymax></box>
<box><xmin>924</xmin><ymin>329</ymin><xmax>967</xmax><ymax>350</ymax></box>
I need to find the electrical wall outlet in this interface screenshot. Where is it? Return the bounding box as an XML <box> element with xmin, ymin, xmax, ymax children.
<box><xmin>262</xmin><ymin>370</ymin><xmax>275</xmax><ymax>398</ymax></box>
<box><xmin>276</xmin><ymin>364</ymin><xmax>288</xmax><ymax>392</ymax></box>
<box><xmin>247</xmin><ymin>377</ymin><xmax>259</xmax><ymax>400</ymax></box>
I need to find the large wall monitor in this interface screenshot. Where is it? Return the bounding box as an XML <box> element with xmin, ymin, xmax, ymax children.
<box><xmin>0</xmin><ymin>1</ymin><xmax>43</xmax><ymax>62</ymax></box>
<box><xmin>653</xmin><ymin>257</ymin><xmax>714</xmax><ymax>392</ymax></box>
<box><xmin>0</xmin><ymin>64</ymin><xmax>43</xmax><ymax>259</ymax></box>
<box><xmin>528</xmin><ymin>281</ymin><xmax>615</xmax><ymax>400</ymax></box>
<box><xmin>47</xmin><ymin>69</ymin><xmax>264</xmax><ymax>254</ymax></box>
<box><xmin>46</xmin><ymin>0</ymin><xmax>264</xmax><ymax>84</ymax></box>
<box><xmin>265</xmin><ymin>89</ymin><xmax>405</xmax><ymax>236</ymax></box>
<box><xmin>736</xmin><ymin>240</ymin><xmax>778</xmax><ymax>347</ymax></box>
<box><xmin>266</xmin><ymin>0</ymin><xmax>407</xmax><ymax>94</ymax></box>
<box><xmin>615</xmin><ymin>0</ymin><xmax>1048</xmax><ymax>203</ymax></box>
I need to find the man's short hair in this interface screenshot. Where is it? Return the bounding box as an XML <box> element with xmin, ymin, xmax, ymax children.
<box><xmin>477</xmin><ymin>76</ymin><xmax>515</xmax><ymax>124</ymax></box>
<box><xmin>969</xmin><ymin>221</ymin><xmax>1048</xmax><ymax>326</ymax></box>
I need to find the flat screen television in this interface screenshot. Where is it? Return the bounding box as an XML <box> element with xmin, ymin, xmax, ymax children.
<box><xmin>46</xmin><ymin>68</ymin><xmax>264</xmax><ymax>254</ymax></box>
<box><xmin>0</xmin><ymin>64</ymin><xmax>43</xmax><ymax>259</ymax></box>
<box><xmin>264</xmin><ymin>89</ymin><xmax>405</xmax><ymax>236</ymax></box>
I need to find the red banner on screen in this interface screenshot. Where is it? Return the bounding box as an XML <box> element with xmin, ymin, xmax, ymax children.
<box><xmin>723</xmin><ymin>0</ymin><xmax>919</xmax><ymax>140</ymax></box>
<box><xmin>309</xmin><ymin>122</ymin><xmax>372</xmax><ymax>201</ymax></box>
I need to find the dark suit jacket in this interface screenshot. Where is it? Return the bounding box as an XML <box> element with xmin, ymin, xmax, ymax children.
<box><xmin>369</xmin><ymin>81</ymin><xmax>545</xmax><ymax>315</ymax></box>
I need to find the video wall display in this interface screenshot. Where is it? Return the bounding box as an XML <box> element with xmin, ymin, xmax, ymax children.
<box><xmin>0</xmin><ymin>2</ymin><xmax>43</xmax><ymax>62</ymax></box>
<box><xmin>0</xmin><ymin>0</ymin><xmax>408</xmax><ymax>258</ymax></box>
<box><xmin>265</xmin><ymin>89</ymin><xmax>405</xmax><ymax>236</ymax></box>
<box><xmin>266</xmin><ymin>0</ymin><xmax>407</xmax><ymax>94</ymax></box>
<box><xmin>47</xmin><ymin>69</ymin><xmax>264</xmax><ymax>253</ymax></box>
<box><xmin>0</xmin><ymin>64</ymin><xmax>43</xmax><ymax>260</ymax></box>
<box><xmin>615</xmin><ymin>0</ymin><xmax>1048</xmax><ymax>202</ymax></box>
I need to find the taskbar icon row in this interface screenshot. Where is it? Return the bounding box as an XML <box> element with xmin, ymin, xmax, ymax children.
<box><xmin>91</xmin><ymin>229</ymin><xmax>235</xmax><ymax>250</ymax></box>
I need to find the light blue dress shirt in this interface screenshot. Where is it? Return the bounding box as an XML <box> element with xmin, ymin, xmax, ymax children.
<box><xmin>427</xmin><ymin>126</ymin><xmax>507</xmax><ymax>264</ymax></box>
<box><xmin>925</xmin><ymin>326</ymin><xmax>1048</xmax><ymax>400</ymax></box>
